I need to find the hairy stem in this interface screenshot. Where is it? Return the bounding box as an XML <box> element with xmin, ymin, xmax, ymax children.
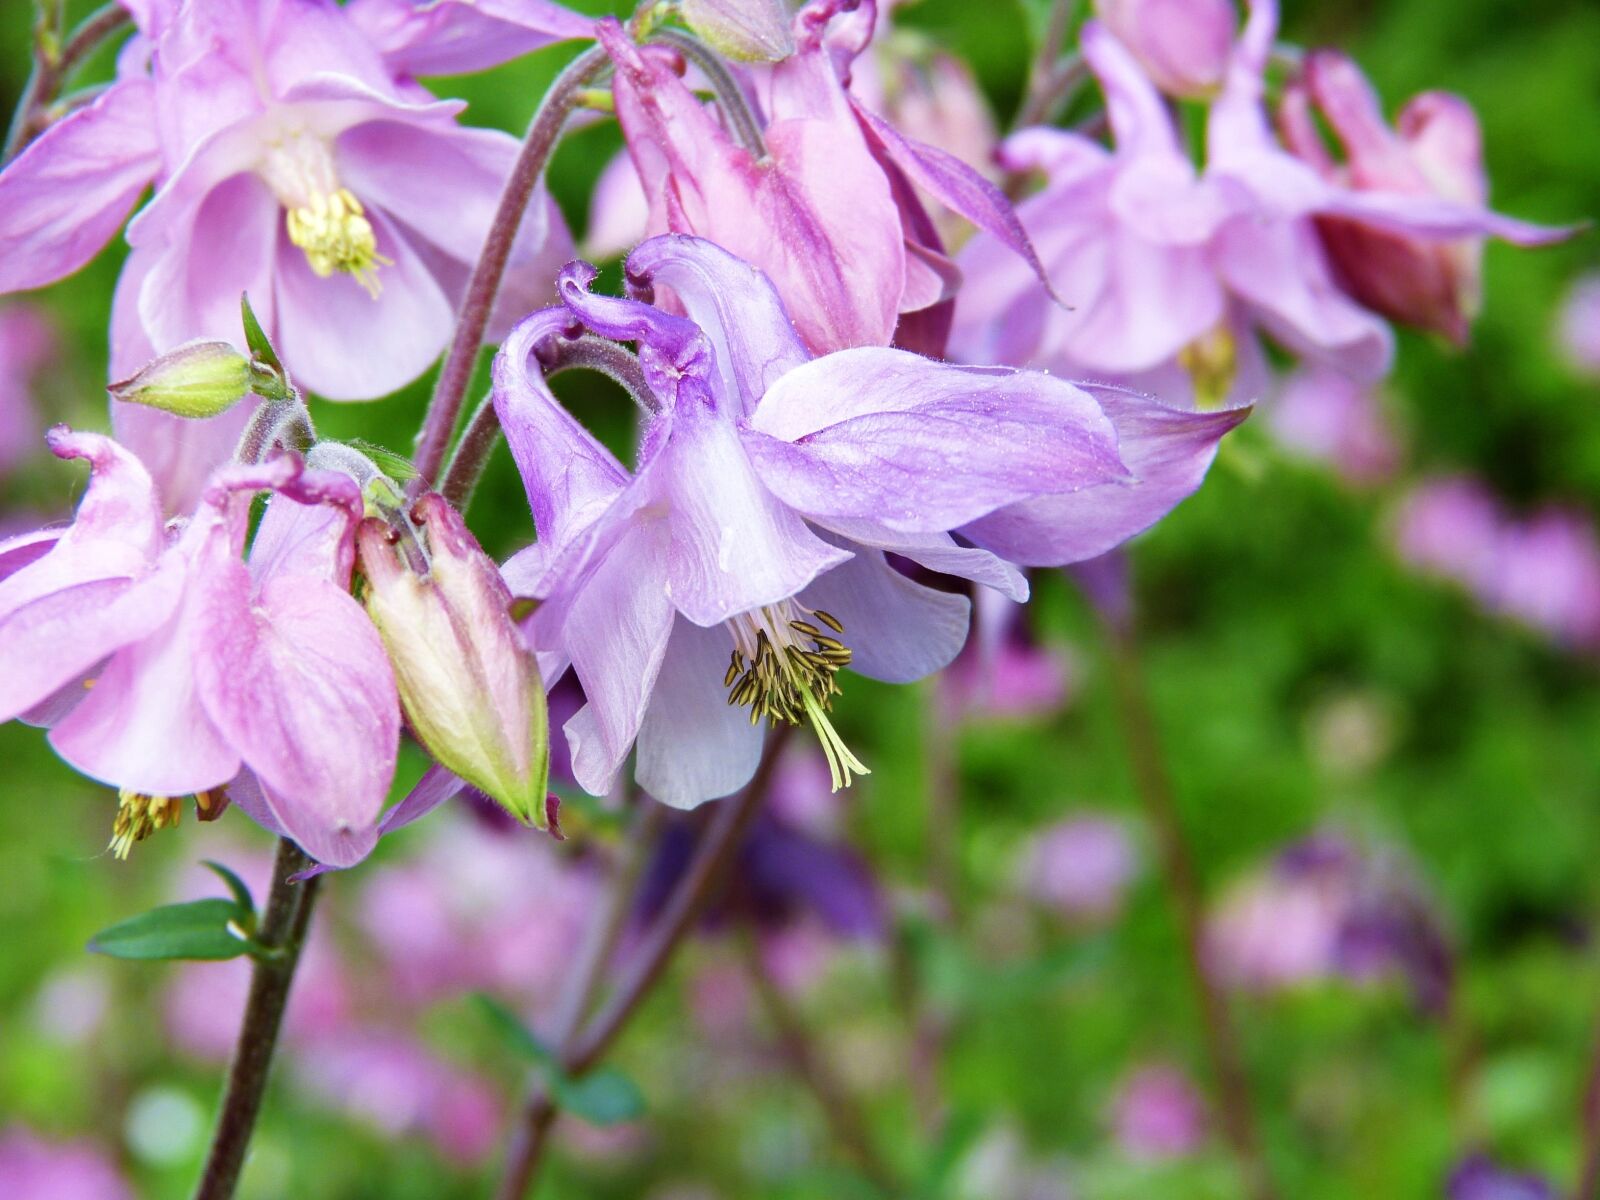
<box><xmin>3</xmin><ymin>3</ymin><xmax>131</xmax><ymax>163</ymax></box>
<box><xmin>1574</xmin><ymin>1020</ymin><xmax>1600</xmax><ymax>1200</ymax></box>
<box><xmin>410</xmin><ymin>44</ymin><xmax>611</xmax><ymax>487</ymax></box>
<box><xmin>739</xmin><ymin>930</ymin><xmax>900</xmax><ymax>1194</ymax></box>
<box><xmin>493</xmin><ymin>729</ymin><xmax>791</xmax><ymax>1200</ymax></box>
<box><xmin>1102</xmin><ymin>621</ymin><xmax>1278</xmax><ymax>1200</ymax></box>
<box><xmin>648</xmin><ymin>28</ymin><xmax>767</xmax><ymax>158</ymax></box>
<box><xmin>191</xmin><ymin>839</ymin><xmax>321</xmax><ymax>1200</ymax></box>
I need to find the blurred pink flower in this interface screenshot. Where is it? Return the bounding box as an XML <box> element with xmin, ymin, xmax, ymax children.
<box><xmin>0</xmin><ymin>1129</ymin><xmax>132</xmax><ymax>1200</ymax></box>
<box><xmin>1109</xmin><ymin>1064</ymin><xmax>1207</xmax><ymax>1160</ymax></box>
<box><xmin>1019</xmin><ymin>813</ymin><xmax>1140</xmax><ymax>922</ymax></box>
<box><xmin>1095</xmin><ymin>0</ymin><xmax>1235</xmax><ymax>99</ymax></box>
<box><xmin>1267</xmin><ymin>365</ymin><xmax>1403</xmax><ymax>485</ymax></box>
<box><xmin>1556</xmin><ymin>273</ymin><xmax>1600</xmax><ymax>378</ymax></box>
<box><xmin>1390</xmin><ymin>477</ymin><xmax>1504</xmax><ymax>592</ymax></box>
<box><xmin>0</xmin><ymin>305</ymin><xmax>54</xmax><ymax>478</ymax></box>
<box><xmin>1205</xmin><ymin>841</ymin><xmax>1352</xmax><ymax>990</ymax></box>
<box><xmin>944</xmin><ymin>590</ymin><xmax>1077</xmax><ymax>721</ymax></box>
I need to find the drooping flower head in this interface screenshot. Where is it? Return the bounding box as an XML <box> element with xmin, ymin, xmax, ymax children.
<box><xmin>0</xmin><ymin>428</ymin><xmax>398</xmax><ymax>866</ymax></box>
<box><xmin>0</xmin><ymin>0</ymin><xmax>574</xmax><ymax>507</ymax></box>
<box><xmin>492</xmin><ymin>235</ymin><xmax>1244</xmax><ymax>807</ymax></box>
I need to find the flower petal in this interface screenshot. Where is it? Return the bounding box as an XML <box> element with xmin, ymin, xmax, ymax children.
<box><xmin>345</xmin><ymin>0</ymin><xmax>594</xmax><ymax>77</ymax></box>
<box><xmin>635</xmin><ymin>617</ymin><xmax>766</xmax><ymax>808</ymax></box>
<box><xmin>0</xmin><ymin>79</ymin><xmax>159</xmax><ymax>293</ymax></box>
<box><xmin>960</xmin><ymin>386</ymin><xmax>1250</xmax><ymax>566</ymax></box>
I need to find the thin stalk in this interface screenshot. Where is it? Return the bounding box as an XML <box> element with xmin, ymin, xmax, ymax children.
<box><xmin>1574</xmin><ymin>1020</ymin><xmax>1600</xmax><ymax>1200</ymax></box>
<box><xmin>3</xmin><ymin>3</ymin><xmax>131</xmax><ymax>163</ymax></box>
<box><xmin>410</xmin><ymin>45</ymin><xmax>611</xmax><ymax>487</ymax></box>
<box><xmin>234</xmin><ymin>396</ymin><xmax>313</xmax><ymax>465</ymax></box>
<box><xmin>1102</xmin><ymin>620</ymin><xmax>1278</xmax><ymax>1200</ymax></box>
<box><xmin>191</xmin><ymin>839</ymin><xmax>321</xmax><ymax>1200</ymax></box>
<box><xmin>1014</xmin><ymin>0</ymin><xmax>1079</xmax><ymax>129</ymax></box>
<box><xmin>738</xmin><ymin>929</ymin><xmax>900</xmax><ymax>1195</ymax></box>
<box><xmin>493</xmin><ymin>729</ymin><xmax>791</xmax><ymax>1200</ymax></box>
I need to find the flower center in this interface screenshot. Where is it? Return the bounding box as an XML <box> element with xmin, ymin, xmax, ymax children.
<box><xmin>260</xmin><ymin>131</ymin><xmax>390</xmax><ymax>297</ymax></box>
<box><xmin>724</xmin><ymin>602</ymin><xmax>869</xmax><ymax>791</ymax></box>
<box><xmin>1178</xmin><ymin>324</ymin><xmax>1238</xmax><ymax>410</ymax></box>
<box><xmin>109</xmin><ymin>787</ymin><xmax>230</xmax><ymax>859</ymax></box>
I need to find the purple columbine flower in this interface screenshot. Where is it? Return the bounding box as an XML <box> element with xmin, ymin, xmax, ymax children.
<box><xmin>1447</xmin><ymin>1154</ymin><xmax>1558</xmax><ymax>1200</ymax></box>
<box><xmin>0</xmin><ymin>0</ymin><xmax>572</xmax><ymax>508</ymax></box>
<box><xmin>491</xmin><ymin>234</ymin><xmax>1244</xmax><ymax>806</ymax></box>
<box><xmin>954</xmin><ymin>2</ymin><xmax>1566</xmax><ymax>397</ymax></box>
<box><xmin>0</xmin><ymin>429</ymin><xmax>398</xmax><ymax>866</ymax></box>
<box><xmin>343</xmin><ymin>0</ymin><xmax>591</xmax><ymax>79</ymax></box>
<box><xmin>597</xmin><ymin>0</ymin><xmax>1048</xmax><ymax>358</ymax></box>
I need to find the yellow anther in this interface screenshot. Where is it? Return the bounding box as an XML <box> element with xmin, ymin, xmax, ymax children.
<box><xmin>109</xmin><ymin>790</ymin><xmax>184</xmax><ymax>860</ymax></box>
<box><xmin>285</xmin><ymin>187</ymin><xmax>390</xmax><ymax>297</ymax></box>
<box><xmin>1178</xmin><ymin>324</ymin><xmax>1238</xmax><ymax>411</ymax></box>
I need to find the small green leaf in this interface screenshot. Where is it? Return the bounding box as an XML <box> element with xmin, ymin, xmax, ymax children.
<box><xmin>473</xmin><ymin>993</ymin><xmax>558</xmax><ymax>1068</ymax></box>
<box><xmin>201</xmin><ymin>861</ymin><xmax>255</xmax><ymax>917</ymax></box>
<box><xmin>89</xmin><ymin>899</ymin><xmax>252</xmax><ymax>961</ymax></box>
<box><xmin>239</xmin><ymin>293</ymin><xmax>282</xmax><ymax>372</ymax></box>
<box><xmin>552</xmin><ymin>1068</ymin><xmax>645</xmax><ymax>1126</ymax></box>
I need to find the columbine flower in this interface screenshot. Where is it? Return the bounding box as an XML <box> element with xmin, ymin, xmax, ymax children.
<box><xmin>343</xmin><ymin>0</ymin><xmax>592</xmax><ymax>78</ymax></box>
<box><xmin>492</xmin><ymin>233</ymin><xmax>1242</xmax><ymax>807</ymax></box>
<box><xmin>1108</xmin><ymin>1064</ymin><xmax>1208</xmax><ymax>1160</ymax></box>
<box><xmin>1266</xmin><ymin>365</ymin><xmax>1403</xmax><ymax>486</ymax></box>
<box><xmin>954</xmin><ymin>3</ymin><xmax>1565</xmax><ymax>396</ymax></box>
<box><xmin>596</xmin><ymin>0</ymin><xmax>1047</xmax><ymax>357</ymax></box>
<box><xmin>0</xmin><ymin>0</ymin><xmax>571</xmax><ymax>507</ymax></box>
<box><xmin>0</xmin><ymin>429</ymin><xmax>397</xmax><ymax>866</ymax></box>
<box><xmin>1094</xmin><ymin>0</ymin><xmax>1235</xmax><ymax>99</ymax></box>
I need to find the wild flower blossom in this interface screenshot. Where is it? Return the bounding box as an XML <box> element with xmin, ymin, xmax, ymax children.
<box><xmin>597</xmin><ymin>0</ymin><xmax>1047</xmax><ymax>357</ymax></box>
<box><xmin>0</xmin><ymin>430</ymin><xmax>397</xmax><ymax>865</ymax></box>
<box><xmin>1018</xmin><ymin>813</ymin><xmax>1140</xmax><ymax>922</ymax></box>
<box><xmin>492</xmin><ymin>234</ymin><xmax>1242</xmax><ymax>806</ymax></box>
<box><xmin>1109</xmin><ymin>1064</ymin><xmax>1208</xmax><ymax>1160</ymax></box>
<box><xmin>1094</xmin><ymin>0</ymin><xmax>1235</xmax><ymax>100</ymax></box>
<box><xmin>1266</xmin><ymin>365</ymin><xmax>1403</xmax><ymax>485</ymax></box>
<box><xmin>0</xmin><ymin>0</ymin><xmax>571</xmax><ymax>506</ymax></box>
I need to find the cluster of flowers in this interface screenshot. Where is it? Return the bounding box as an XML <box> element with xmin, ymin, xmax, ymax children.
<box><xmin>0</xmin><ymin>0</ymin><xmax>1566</xmax><ymax>876</ymax></box>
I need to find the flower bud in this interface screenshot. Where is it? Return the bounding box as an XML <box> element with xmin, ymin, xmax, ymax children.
<box><xmin>1281</xmin><ymin>51</ymin><xmax>1488</xmax><ymax>344</ymax></box>
<box><xmin>358</xmin><ymin>492</ymin><xmax>549</xmax><ymax>825</ymax></box>
<box><xmin>1094</xmin><ymin>0</ymin><xmax>1234</xmax><ymax>99</ymax></box>
<box><xmin>108</xmin><ymin>339</ymin><xmax>258</xmax><ymax>418</ymax></box>
<box><xmin>680</xmin><ymin>0</ymin><xmax>795</xmax><ymax>62</ymax></box>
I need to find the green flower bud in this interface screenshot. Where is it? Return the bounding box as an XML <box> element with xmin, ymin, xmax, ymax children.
<box><xmin>108</xmin><ymin>340</ymin><xmax>259</xmax><ymax>418</ymax></box>
<box><xmin>681</xmin><ymin>0</ymin><xmax>794</xmax><ymax>62</ymax></box>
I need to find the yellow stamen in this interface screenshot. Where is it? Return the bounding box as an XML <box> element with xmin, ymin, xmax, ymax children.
<box><xmin>1178</xmin><ymin>324</ymin><xmax>1238</xmax><ymax>411</ymax></box>
<box><xmin>109</xmin><ymin>790</ymin><xmax>183</xmax><ymax>860</ymax></box>
<box><xmin>724</xmin><ymin>603</ymin><xmax>869</xmax><ymax>791</ymax></box>
<box><xmin>285</xmin><ymin>187</ymin><xmax>390</xmax><ymax>297</ymax></box>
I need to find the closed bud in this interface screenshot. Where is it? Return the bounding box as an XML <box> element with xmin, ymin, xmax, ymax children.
<box><xmin>358</xmin><ymin>492</ymin><xmax>549</xmax><ymax>824</ymax></box>
<box><xmin>1095</xmin><ymin>0</ymin><xmax>1235</xmax><ymax>99</ymax></box>
<box><xmin>681</xmin><ymin>0</ymin><xmax>795</xmax><ymax>62</ymax></box>
<box><xmin>108</xmin><ymin>339</ymin><xmax>259</xmax><ymax>418</ymax></box>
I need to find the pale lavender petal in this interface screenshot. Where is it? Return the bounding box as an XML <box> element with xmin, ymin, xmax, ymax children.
<box><xmin>272</xmin><ymin>206</ymin><xmax>453</xmax><ymax>400</ymax></box>
<box><xmin>345</xmin><ymin>0</ymin><xmax>594</xmax><ymax>77</ymax></box>
<box><xmin>960</xmin><ymin>387</ymin><xmax>1250</xmax><ymax>566</ymax></box>
<box><xmin>744</xmin><ymin>348</ymin><xmax>1127</xmax><ymax>532</ymax></box>
<box><xmin>584</xmin><ymin>149</ymin><xmax>649</xmax><ymax>261</ymax></box>
<box><xmin>110</xmin><ymin>401</ymin><xmax>254</xmax><ymax>520</ymax></box>
<box><xmin>814</xmin><ymin>518</ymin><xmax>1029</xmax><ymax>601</ymax></box>
<box><xmin>379</xmin><ymin>764</ymin><xmax>467</xmax><ymax>836</ymax></box>
<box><xmin>796</xmin><ymin>547</ymin><xmax>972</xmax><ymax>684</ymax></box>
<box><xmin>0</xmin><ymin>80</ymin><xmax>159</xmax><ymax>293</ymax></box>
<box><xmin>1081</xmin><ymin>20</ymin><xmax>1183</xmax><ymax>158</ymax></box>
<box><xmin>193</xmin><ymin>569</ymin><xmax>396</xmax><ymax>867</ymax></box>
<box><xmin>635</xmin><ymin>617</ymin><xmax>766</xmax><ymax>808</ymax></box>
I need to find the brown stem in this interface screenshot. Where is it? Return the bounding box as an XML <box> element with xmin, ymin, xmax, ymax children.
<box><xmin>739</xmin><ymin>930</ymin><xmax>900</xmax><ymax>1194</ymax></box>
<box><xmin>1102</xmin><ymin>621</ymin><xmax>1278</xmax><ymax>1200</ymax></box>
<box><xmin>191</xmin><ymin>839</ymin><xmax>321</xmax><ymax>1200</ymax></box>
<box><xmin>1574</xmin><ymin>1020</ymin><xmax>1600</xmax><ymax>1200</ymax></box>
<box><xmin>410</xmin><ymin>44</ymin><xmax>611</xmax><ymax>488</ymax></box>
<box><xmin>493</xmin><ymin>729</ymin><xmax>791</xmax><ymax>1200</ymax></box>
<box><xmin>3</xmin><ymin>3</ymin><xmax>131</xmax><ymax>163</ymax></box>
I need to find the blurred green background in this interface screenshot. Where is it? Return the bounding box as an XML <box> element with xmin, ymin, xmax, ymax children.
<box><xmin>0</xmin><ymin>1</ymin><xmax>1596</xmax><ymax>1197</ymax></box>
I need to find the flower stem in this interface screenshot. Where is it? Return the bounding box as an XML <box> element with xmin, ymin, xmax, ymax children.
<box><xmin>1573</xmin><ymin>1019</ymin><xmax>1600</xmax><ymax>1200</ymax></box>
<box><xmin>492</xmin><ymin>729</ymin><xmax>791</xmax><ymax>1200</ymax></box>
<box><xmin>190</xmin><ymin>838</ymin><xmax>321</xmax><ymax>1200</ymax></box>
<box><xmin>1101</xmin><ymin>620</ymin><xmax>1278</xmax><ymax>1200</ymax></box>
<box><xmin>410</xmin><ymin>44</ymin><xmax>611</xmax><ymax>488</ymax></box>
<box><xmin>3</xmin><ymin>2</ymin><xmax>131</xmax><ymax>163</ymax></box>
<box><xmin>738</xmin><ymin>929</ymin><xmax>900</xmax><ymax>1194</ymax></box>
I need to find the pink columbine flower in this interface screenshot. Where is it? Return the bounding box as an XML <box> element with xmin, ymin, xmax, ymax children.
<box><xmin>0</xmin><ymin>430</ymin><xmax>397</xmax><ymax>866</ymax></box>
<box><xmin>491</xmin><ymin>234</ymin><xmax>1243</xmax><ymax>807</ymax></box>
<box><xmin>1109</xmin><ymin>1064</ymin><xmax>1208</xmax><ymax>1160</ymax></box>
<box><xmin>954</xmin><ymin>2</ymin><xmax>1565</xmax><ymax>394</ymax></box>
<box><xmin>1094</xmin><ymin>0</ymin><xmax>1235</xmax><ymax>99</ymax></box>
<box><xmin>1019</xmin><ymin>813</ymin><xmax>1139</xmax><ymax>922</ymax></box>
<box><xmin>597</xmin><ymin>0</ymin><xmax>1047</xmax><ymax>357</ymax></box>
<box><xmin>0</xmin><ymin>1128</ymin><xmax>133</xmax><ymax>1200</ymax></box>
<box><xmin>1267</xmin><ymin>365</ymin><xmax>1403</xmax><ymax>486</ymax></box>
<box><xmin>1280</xmin><ymin>51</ymin><xmax>1513</xmax><ymax>343</ymax></box>
<box><xmin>343</xmin><ymin>0</ymin><xmax>592</xmax><ymax>78</ymax></box>
<box><xmin>0</xmin><ymin>0</ymin><xmax>572</xmax><ymax>509</ymax></box>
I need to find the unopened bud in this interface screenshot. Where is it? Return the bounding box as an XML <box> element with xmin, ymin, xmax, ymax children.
<box><xmin>108</xmin><ymin>340</ymin><xmax>259</xmax><ymax>418</ymax></box>
<box><xmin>681</xmin><ymin>0</ymin><xmax>795</xmax><ymax>62</ymax></box>
<box><xmin>358</xmin><ymin>493</ymin><xmax>549</xmax><ymax>825</ymax></box>
<box><xmin>1095</xmin><ymin>0</ymin><xmax>1235</xmax><ymax>99</ymax></box>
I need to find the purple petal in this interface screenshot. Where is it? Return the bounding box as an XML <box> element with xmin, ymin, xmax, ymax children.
<box><xmin>345</xmin><ymin>0</ymin><xmax>594</xmax><ymax>77</ymax></box>
<box><xmin>744</xmin><ymin>348</ymin><xmax>1128</xmax><ymax>532</ymax></box>
<box><xmin>1081</xmin><ymin>20</ymin><xmax>1184</xmax><ymax>158</ymax></box>
<box><xmin>193</xmin><ymin>567</ymin><xmax>396</xmax><ymax>868</ymax></box>
<box><xmin>813</xmin><ymin>518</ymin><xmax>1029</xmax><ymax>601</ymax></box>
<box><xmin>635</xmin><ymin>617</ymin><xmax>766</xmax><ymax>808</ymax></box>
<box><xmin>0</xmin><ymin>79</ymin><xmax>159</xmax><ymax>293</ymax></box>
<box><xmin>247</xmin><ymin>468</ymin><xmax>365</xmax><ymax>590</ymax></box>
<box><xmin>960</xmin><ymin>387</ymin><xmax>1250</xmax><ymax>566</ymax></box>
<box><xmin>556</xmin><ymin>259</ymin><xmax>711</xmax><ymax>396</ymax></box>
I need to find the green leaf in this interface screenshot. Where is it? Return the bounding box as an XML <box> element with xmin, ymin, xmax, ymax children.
<box><xmin>239</xmin><ymin>293</ymin><xmax>282</xmax><ymax>372</ymax></box>
<box><xmin>472</xmin><ymin>994</ymin><xmax>645</xmax><ymax>1126</ymax></box>
<box><xmin>552</xmin><ymin>1069</ymin><xmax>645</xmax><ymax>1126</ymax></box>
<box><xmin>88</xmin><ymin>899</ymin><xmax>251</xmax><ymax>961</ymax></box>
<box><xmin>201</xmin><ymin>860</ymin><xmax>255</xmax><ymax>917</ymax></box>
